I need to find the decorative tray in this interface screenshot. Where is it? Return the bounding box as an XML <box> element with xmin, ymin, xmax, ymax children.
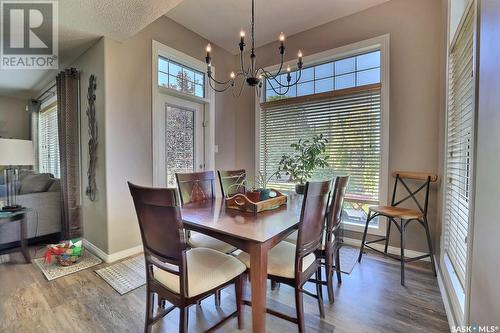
<box><xmin>225</xmin><ymin>189</ymin><xmax>287</xmax><ymax>214</ymax></box>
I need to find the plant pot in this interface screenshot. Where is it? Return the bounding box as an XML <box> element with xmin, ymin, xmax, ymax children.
<box><xmin>259</xmin><ymin>188</ymin><xmax>271</xmax><ymax>201</ymax></box>
<box><xmin>246</xmin><ymin>190</ymin><xmax>261</xmax><ymax>202</ymax></box>
<box><xmin>295</xmin><ymin>183</ymin><xmax>306</xmax><ymax>195</ymax></box>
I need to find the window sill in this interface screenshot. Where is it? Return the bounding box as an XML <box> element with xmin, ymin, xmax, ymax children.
<box><xmin>343</xmin><ymin>221</ymin><xmax>386</xmax><ymax>236</ymax></box>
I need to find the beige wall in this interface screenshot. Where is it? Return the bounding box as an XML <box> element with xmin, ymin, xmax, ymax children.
<box><xmin>469</xmin><ymin>0</ymin><xmax>500</xmax><ymax>325</ymax></box>
<box><xmin>103</xmin><ymin>17</ymin><xmax>237</xmax><ymax>253</ymax></box>
<box><xmin>0</xmin><ymin>95</ymin><xmax>29</xmax><ymax>139</ymax></box>
<box><xmin>70</xmin><ymin>38</ymin><xmax>109</xmax><ymax>252</ymax></box>
<box><xmin>237</xmin><ymin>0</ymin><xmax>446</xmax><ymax>253</ymax></box>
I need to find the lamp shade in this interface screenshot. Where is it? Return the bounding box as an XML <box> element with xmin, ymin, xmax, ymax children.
<box><xmin>0</xmin><ymin>138</ymin><xmax>36</xmax><ymax>166</ymax></box>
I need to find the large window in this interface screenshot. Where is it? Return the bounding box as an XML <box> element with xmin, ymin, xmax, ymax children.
<box><xmin>258</xmin><ymin>39</ymin><xmax>388</xmax><ymax>232</ymax></box>
<box><xmin>443</xmin><ymin>3</ymin><xmax>475</xmax><ymax>291</ymax></box>
<box><xmin>158</xmin><ymin>56</ymin><xmax>205</xmax><ymax>98</ymax></box>
<box><xmin>38</xmin><ymin>103</ymin><xmax>60</xmax><ymax>177</ymax></box>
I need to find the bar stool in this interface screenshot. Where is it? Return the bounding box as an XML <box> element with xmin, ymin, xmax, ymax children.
<box><xmin>357</xmin><ymin>171</ymin><xmax>438</xmax><ymax>285</ymax></box>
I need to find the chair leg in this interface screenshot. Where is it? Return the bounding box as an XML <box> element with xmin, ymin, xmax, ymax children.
<box><xmin>384</xmin><ymin>218</ymin><xmax>392</xmax><ymax>254</ymax></box>
<box><xmin>358</xmin><ymin>211</ymin><xmax>371</xmax><ymax>262</ymax></box>
<box><xmin>179</xmin><ymin>307</ymin><xmax>189</xmax><ymax>333</ymax></box>
<box><xmin>235</xmin><ymin>275</ymin><xmax>244</xmax><ymax>329</ymax></box>
<box><xmin>316</xmin><ymin>266</ymin><xmax>325</xmax><ymax>318</ymax></box>
<box><xmin>335</xmin><ymin>247</ymin><xmax>342</xmax><ymax>284</ymax></box>
<box><xmin>423</xmin><ymin>217</ymin><xmax>437</xmax><ymax>277</ymax></box>
<box><xmin>295</xmin><ymin>288</ymin><xmax>305</xmax><ymax>333</ymax></box>
<box><xmin>400</xmin><ymin>219</ymin><xmax>406</xmax><ymax>286</ymax></box>
<box><xmin>215</xmin><ymin>290</ymin><xmax>221</xmax><ymax>308</ymax></box>
<box><xmin>144</xmin><ymin>289</ymin><xmax>154</xmax><ymax>333</ymax></box>
<box><xmin>325</xmin><ymin>250</ymin><xmax>335</xmax><ymax>304</ymax></box>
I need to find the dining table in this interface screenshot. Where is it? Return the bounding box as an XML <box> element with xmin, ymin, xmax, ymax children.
<box><xmin>180</xmin><ymin>193</ymin><xmax>303</xmax><ymax>333</ymax></box>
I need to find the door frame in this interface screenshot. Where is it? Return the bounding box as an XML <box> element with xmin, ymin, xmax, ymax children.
<box><xmin>151</xmin><ymin>40</ymin><xmax>215</xmax><ymax>187</ymax></box>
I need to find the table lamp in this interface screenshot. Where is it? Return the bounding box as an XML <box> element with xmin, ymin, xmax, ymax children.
<box><xmin>0</xmin><ymin>139</ymin><xmax>36</xmax><ymax>211</ymax></box>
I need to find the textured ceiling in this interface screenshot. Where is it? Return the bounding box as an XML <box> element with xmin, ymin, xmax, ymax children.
<box><xmin>167</xmin><ymin>0</ymin><xmax>391</xmax><ymax>54</ymax></box>
<box><xmin>0</xmin><ymin>0</ymin><xmax>184</xmax><ymax>97</ymax></box>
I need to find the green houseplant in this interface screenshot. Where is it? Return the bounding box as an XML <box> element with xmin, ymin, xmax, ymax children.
<box><xmin>277</xmin><ymin>134</ymin><xmax>329</xmax><ymax>194</ymax></box>
<box><xmin>225</xmin><ymin>170</ymin><xmax>280</xmax><ymax>202</ymax></box>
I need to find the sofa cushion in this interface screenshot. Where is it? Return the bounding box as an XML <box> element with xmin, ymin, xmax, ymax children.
<box><xmin>47</xmin><ymin>179</ymin><xmax>61</xmax><ymax>192</ymax></box>
<box><xmin>19</xmin><ymin>174</ymin><xmax>53</xmax><ymax>194</ymax></box>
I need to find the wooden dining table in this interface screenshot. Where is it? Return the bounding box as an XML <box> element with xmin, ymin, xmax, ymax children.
<box><xmin>180</xmin><ymin>193</ymin><xmax>303</xmax><ymax>333</ymax></box>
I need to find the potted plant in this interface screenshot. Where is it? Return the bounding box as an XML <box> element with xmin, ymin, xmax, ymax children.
<box><xmin>225</xmin><ymin>170</ymin><xmax>280</xmax><ymax>202</ymax></box>
<box><xmin>254</xmin><ymin>170</ymin><xmax>280</xmax><ymax>200</ymax></box>
<box><xmin>277</xmin><ymin>134</ymin><xmax>329</xmax><ymax>194</ymax></box>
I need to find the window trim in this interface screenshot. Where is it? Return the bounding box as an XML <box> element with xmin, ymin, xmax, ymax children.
<box><xmin>152</xmin><ymin>40</ymin><xmax>216</xmax><ymax>189</ymax></box>
<box><xmin>255</xmin><ymin>34</ymin><xmax>390</xmax><ymax>236</ymax></box>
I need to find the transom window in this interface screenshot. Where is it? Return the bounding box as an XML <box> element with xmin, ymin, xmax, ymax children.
<box><xmin>158</xmin><ymin>56</ymin><xmax>205</xmax><ymax>98</ymax></box>
<box><xmin>265</xmin><ymin>50</ymin><xmax>381</xmax><ymax>101</ymax></box>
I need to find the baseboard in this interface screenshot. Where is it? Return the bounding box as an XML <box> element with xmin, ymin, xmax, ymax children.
<box><xmin>83</xmin><ymin>239</ymin><xmax>143</xmax><ymax>263</ymax></box>
<box><xmin>343</xmin><ymin>237</ymin><xmax>431</xmax><ymax>262</ymax></box>
<box><xmin>0</xmin><ymin>232</ymin><xmax>61</xmax><ymax>252</ymax></box>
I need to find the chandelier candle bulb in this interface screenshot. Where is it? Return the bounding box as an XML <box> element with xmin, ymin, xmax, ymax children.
<box><xmin>230</xmin><ymin>71</ymin><xmax>236</xmax><ymax>79</ymax></box>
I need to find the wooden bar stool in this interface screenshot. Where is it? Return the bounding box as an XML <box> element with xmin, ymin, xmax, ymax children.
<box><xmin>357</xmin><ymin>171</ymin><xmax>438</xmax><ymax>285</ymax></box>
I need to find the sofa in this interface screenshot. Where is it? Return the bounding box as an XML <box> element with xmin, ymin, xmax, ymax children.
<box><xmin>0</xmin><ymin>170</ymin><xmax>61</xmax><ymax>246</ymax></box>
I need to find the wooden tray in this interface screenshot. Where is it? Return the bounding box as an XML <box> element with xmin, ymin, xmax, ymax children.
<box><xmin>225</xmin><ymin>189</ymin><xmax>287</xmax><ymax>214</ymax></box>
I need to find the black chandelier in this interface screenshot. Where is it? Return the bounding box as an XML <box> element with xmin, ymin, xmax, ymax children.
<box><xmin>205</xmin><ymin>0</ymin><xmax>303</xmax><ymax>97</ymax></box>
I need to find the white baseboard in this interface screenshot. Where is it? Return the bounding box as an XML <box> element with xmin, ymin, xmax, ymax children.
<box><xmin>83</xmin><ymin>239</ymin><xmax>143</xmax><ymax>263</ymax></box>
<box><xmin>343</xmin><ymin>237</ymin><xmax>431</xmax><ymax>262</ymax></box>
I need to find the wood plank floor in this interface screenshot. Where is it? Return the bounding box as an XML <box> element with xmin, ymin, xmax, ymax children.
<box><xmin>0</xmin><ymin>247</ymin><xmax>449</xmax><ymax>333</ymax></box>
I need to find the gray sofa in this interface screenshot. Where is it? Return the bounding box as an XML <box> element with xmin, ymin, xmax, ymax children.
<box><xmin>0</xmin><ymin>170</ymin><xmax>61</xmax><ymax>245</ymax></box>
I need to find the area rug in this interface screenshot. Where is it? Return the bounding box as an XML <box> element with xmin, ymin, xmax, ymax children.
<box><xmin>339</xmin><ymin>246</ymin><xmax>359</xmax><ymax>274</ymax></box>
<box><xmin>95</xmin><ymin>255</ymin><xmax>145</xmax><ymax>295</ymax></box>
<box><xmin>33</xmin><ymin>250</ymin><xmax>102</xmax><ymax>281</ymax></box>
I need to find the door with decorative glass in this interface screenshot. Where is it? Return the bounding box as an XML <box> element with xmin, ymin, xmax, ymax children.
<box><xmin>156</xmin><ymin>94</ymin><xmax>204</xmax><ymax>187</ymax></box>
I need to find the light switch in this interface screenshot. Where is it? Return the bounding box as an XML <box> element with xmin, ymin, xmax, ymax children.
<box><xmin>214</xmin><ymin>145</ymin><xmax>219</xmax><ymax>153</ymax></box>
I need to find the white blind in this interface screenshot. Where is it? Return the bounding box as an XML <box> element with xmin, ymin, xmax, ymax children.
<box><xmin>38</xmin><ymin>104</ymin><xmax>60</xmax><ymax>178</ymax></box>
<box><xmin>443</xmin><ymin>4</ymin><xmax>474</xmax><ymax>288</ymax></box>
<box><xmin>259</xmin><ymin>84</ymin><xmax>381</xmax><ymax>204</ymax></box>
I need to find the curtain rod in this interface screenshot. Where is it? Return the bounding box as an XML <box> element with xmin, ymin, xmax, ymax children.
<box><xmin>35</xmin><ymin>82</ymin><xmax>56</xmax><ymax>102</ymax></box>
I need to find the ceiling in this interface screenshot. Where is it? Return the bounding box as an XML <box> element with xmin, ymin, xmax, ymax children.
<box><xmin>0</xmin><ymin>0</ymin><xmax>183</xmax><ymax>98</ymax></box>
<box><xmin>166</xmin><ymin>0</ymin><xmax>391</xmax><ymax>54</ymax></box>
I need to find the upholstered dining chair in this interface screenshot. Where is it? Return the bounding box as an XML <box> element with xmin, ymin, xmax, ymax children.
<box><xmin>237</xmin><ymin>180</ymin><xmax>332</xmax><ymax>333</ymax></box>
<box><xmin>217</xmin><ymin>169</ymin><xmax>246</xmax><ymax>197</ymax></box>
<box><xmin>285</xmin><ymin>176</ymin><xmax>349</xmax><ymax>304</ymax></box>
<box><xmin>358</xmin><ymin>171</ymin><xmax>438</xmax><ymax>286</ymax></box>
<box><xmin>176</xmin><ymin>171</ymin><xmax>238</xmax><ymax>306</ymax></box>
<box><xmin>128</xmin><ymin>182</ymin><xmax>246</xmax><ymax>333</ymax></box>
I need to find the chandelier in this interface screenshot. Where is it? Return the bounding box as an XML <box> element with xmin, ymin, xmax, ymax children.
<box><xmin>205</xmin><ymin>0</ymin><xmax>303</xmax><ymax>97</ymax></box>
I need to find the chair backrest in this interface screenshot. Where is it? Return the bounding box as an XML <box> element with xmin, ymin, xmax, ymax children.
<box><xmin>390</xmin><ymin>171</ymin><xmax>438</xmax><ymax>218</ymax></box>
<box><xmin>296</xmin><ymin>180</ymin><xmax>333</xmax><ymax>262</ymax></box>
<box><xmin>218</xmin><ymin>169</ymin><xmax>246</xmax><ymax>197</ymax></box>
<box><xmin>325</xmin><ymin>176</ymin><xmax>350</xmax><ymax>247</ymax></box>
<box><xmin>128</xmin><ymin>182</ymin><xmax>186</xmax><ymax>263</ymax></box>
<box><xmin>176</xmin><ymin>171</ymin><xmax>216</xmax><ymax>205</ymax></box>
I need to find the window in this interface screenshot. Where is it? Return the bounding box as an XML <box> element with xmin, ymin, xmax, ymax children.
<box><xmin>265</xmin><ymin>51</ymin><xmax>381</xmax><ymax>101</ymax></box>
<box><xmin>443</xmin><ymin>4</ymin><xmax>475</xmax><ymax>290</ymax></box>
<box><xmin>158</xmin><ymin>56</ymin><xmax>205</xmax><ymax>98</ymax></box>
<box><xmin>259</xmin><ymin>41</ymin><xmax>388</xmax><ymax>231</ymax></box>
<box><xmin>38</xmin><ymin>103</ymin><xmax>60</xmax><ymax>177</ymax></box>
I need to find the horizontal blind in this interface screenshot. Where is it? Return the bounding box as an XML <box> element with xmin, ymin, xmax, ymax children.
<box><xmin>38</xmin><ymin>105</ymin><xmax>60</xmax><ymax>178</ymax></box>
<box><xmin>260</xmin><ymin>84</ymin><xmax>381</xmax><ymax>204</ymax></box>
<box><xmin>443</xmin><ymin>4</ymin><xmax>474</xmax><ymax>288</ymax></box>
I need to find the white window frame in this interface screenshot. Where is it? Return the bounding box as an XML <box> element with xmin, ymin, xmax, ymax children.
<box><xmin>255</xmin><ymin>34</ymin><xmax>390</xmax><ymax>236</ymax></box>
<box><xmin>151</xmin><ymin>40</ymin><xmax>216</xmax><ymax>188</ymax></box>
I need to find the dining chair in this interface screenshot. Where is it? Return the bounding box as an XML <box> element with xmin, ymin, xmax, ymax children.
<box><xmin>318</xmin><ymin>176</ymin><xmax>349</xmax><ymax>303</ymax></box>
<box><xmin>357</xmin><ymin>171</ymin><xmax>438</xmax><ymax>285</ymax></box>
<box><xmin>176</xmin><ymin>171</ymin><xmax>238</xmax><ymax>307</ymax></box>
<box><xmin>128</xmin><ymin>182</ymin><xmax>246</xmax><ymax>333</ymax></box>
<box><xmin>237</xmin><ymin>180</ymin><xmax>332</xmax><ymax>333</ymax></box>
<box><xmin>217</xmin><ymin>169</ymin><xmax>246</xmax><ymax>197</ymax></box>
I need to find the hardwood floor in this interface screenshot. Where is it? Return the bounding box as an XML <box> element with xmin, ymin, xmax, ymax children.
<box><xmin>0</xmin><ymin>247</ymin><xmax>449</xmax><ymax>333</ymax></box>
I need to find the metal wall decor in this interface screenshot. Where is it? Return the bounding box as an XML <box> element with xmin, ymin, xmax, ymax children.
<box><xmin>85</xmin><ymin>75</ymin><xmax>98</xmax><ymax>201</ymax></box>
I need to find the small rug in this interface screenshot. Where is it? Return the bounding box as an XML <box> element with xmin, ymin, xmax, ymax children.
<box><xmin>339</xmin><ymin>246</ymin><xmax>359</xmax><ymax>274</ymax></box>
<box><xmin>95</xmin><ymin>255</ymin><xmax>145</xmax><ymax>295</ymax></box>
<box><xmin>33</xmin><ymin>250</ymin><xmax>102</xmax><ymax>281</ymax></box>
